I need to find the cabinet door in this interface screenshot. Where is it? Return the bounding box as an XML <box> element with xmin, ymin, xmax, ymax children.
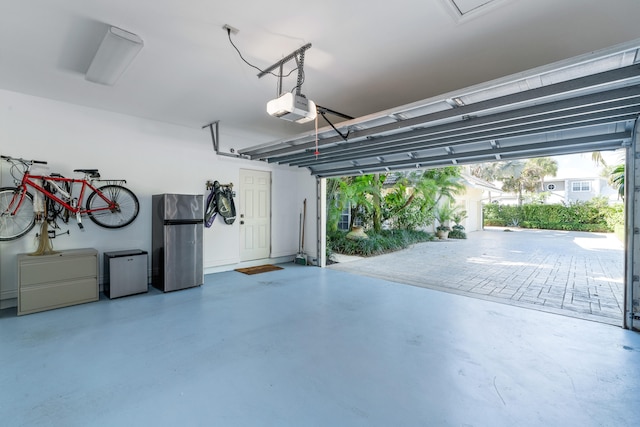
<box><xmin>164</xmin><ymin>224</ymin><xmax>203</xmax><ymax>291</ymax></box>
<box><xmin>108</xmin><ymin>255</ymin><xmax>147</xmax><ymax>298</ymax></box>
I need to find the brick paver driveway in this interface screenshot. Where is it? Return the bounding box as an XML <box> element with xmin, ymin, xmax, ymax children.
<box><xmin>328</xmin><ymin>227</ymin><xmax>625</xmax><ymax>326</ymax></box>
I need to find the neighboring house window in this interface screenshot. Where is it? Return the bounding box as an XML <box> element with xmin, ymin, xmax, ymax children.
<box><xmin>571</xmin><ymin>181</ymin><xmax>591</xmax><ymax>192</ymax></box>
<box><xmin>546</xmin><ymin>183</ymin><xmax>556</xmax><ymax>190</ymax></box>
<box><xmin>337</xmin><ymin>209</ymin><xmax>350</xmax><ymax>231</ymax></box>
<box><xmin>337</xmin><ymin>203</ymin><xmax>362</xmax><ymax>231</ymax></box>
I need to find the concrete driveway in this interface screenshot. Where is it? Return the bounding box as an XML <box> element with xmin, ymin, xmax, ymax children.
<box><xmin>328</xmin><ymin>227</ymin><xmax>625</xmax><ymax>326</ymax></box>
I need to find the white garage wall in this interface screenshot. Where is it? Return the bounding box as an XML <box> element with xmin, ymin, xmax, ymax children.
<box><xmin>0</xmin><ymin>89</ymin><xmax>317</xmax><ymax>306</ymax></box>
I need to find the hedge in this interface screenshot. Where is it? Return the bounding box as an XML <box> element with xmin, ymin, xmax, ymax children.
<box><xmin>483</xmin><ymin>200</ymin><xmax>623</xmax><ymax>232</ymax></box>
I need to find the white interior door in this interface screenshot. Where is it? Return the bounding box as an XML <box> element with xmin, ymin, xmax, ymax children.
<box><xmin>239</xmin><ymin>169</ymin><xmax>271</xmax><ymax>262</ymax></box>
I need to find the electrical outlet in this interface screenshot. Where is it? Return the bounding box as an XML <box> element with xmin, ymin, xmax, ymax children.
<box><xmin>222</xmin><ymin>24</ymin><xmax>239</xmax><ymax>35</ymax></box>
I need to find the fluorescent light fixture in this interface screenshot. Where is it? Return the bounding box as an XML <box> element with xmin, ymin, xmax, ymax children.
<box><xmin>85</xmin><ymin>26</ymin><xmax>143</xmax><ymax>85</ymax></box>
<box><xmin>266</xmin><ymin>92</ymin><xmax>317</xmax><ymax>124</ymax></box>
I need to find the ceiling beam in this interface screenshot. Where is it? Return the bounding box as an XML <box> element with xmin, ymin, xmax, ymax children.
<box><xmin>239</xmin><ymin>65</ymin><xmax>640</xmax><ymax>160</ymax></box>
<box><xmin>275</xmin><ymin>86</ymin><xmax>640</xmax><ymax>165</ymax></box>
<box><xmin>309</xmin><ymin>132</ymin><xmax>630</xmax><ymax>177</ymax></box>
<box><xmin>284</xmin><ymin>106</ymin><xmax>639</xmax><ymax>168</ymax></box>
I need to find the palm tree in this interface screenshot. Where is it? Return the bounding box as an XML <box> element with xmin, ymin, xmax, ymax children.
<box><xmin>326</xmin><ymin>178</ymin><xmax>343</xmax><ymax>232</ymax></box>
<box><xmin>525</xmin><ymin>157</ymin><xmax>558</xmax><ymax>191</ymax></box>
<box><xmin>491</xmin><ymin>160</ymin><xmax>527</xmax><ymax>205</ymax></box>
<box><xmin>611</xmin><ymin>164</ymin><xmax>625</xmax><ymax>200</ymax></box>
<box><xmin>591</xmin><ymin>151</ymin><xmax>607</xmax><ymax>167</ymax></box>
<box><xmin>369</xmin><ymin>173</ymin><xmax>385</xmax><ymax>232</ymax></box>
<box><xmin>339</xmin><ymin>176</ymin><xmax>373</xmax><ymax>230</ymax></box>
<box><xmin>380</xmin><ymin>167</ymin><xmax>465</xmax><ymax>230</ymax></box>
<box><xmin>327</xmin><ymin>174</ymin><xmax>387</xmax><ymax>232</ymax></box>
<box><xmin>474</xmin><ymin>158</ymin><xmax>557</xmax><ymax>205</ymax></box>
<box><xmin>469</xmin><ymin>162</ymin><xmax>497</xmax><ymax>182</ymax></box>
<box><xmin>434</xmin><ymin>201</ymin><xmax>457</xmax><ymax>229</ymax></box>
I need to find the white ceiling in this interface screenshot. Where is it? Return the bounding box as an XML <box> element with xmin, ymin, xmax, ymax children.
<box><xmin>3</xmin><ymin>0</ymin><xmax>640</xmax><ymax>148</ymax></box>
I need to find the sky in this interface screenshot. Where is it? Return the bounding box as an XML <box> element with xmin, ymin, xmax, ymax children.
<box><xmin>553</xmin><ymin>150</ymin><xmax>624</xmax><ymax>179</ymax></box>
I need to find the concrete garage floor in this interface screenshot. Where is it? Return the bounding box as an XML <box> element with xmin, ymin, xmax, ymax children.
<box><xmin>330</xmin><ymin>227</ymin><xmax>625</xmax><ymax>326</ymax></box>
<box><xmin>1</xmin><ymin>263</ymin><xmax>639</xmax><ymax>426</ymax></box>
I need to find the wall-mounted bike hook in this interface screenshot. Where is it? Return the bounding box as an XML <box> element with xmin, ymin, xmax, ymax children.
<box><xmin>206</xmin><ymin>180</ymin><xmax>234</xmax><ymax>196</ymax></box>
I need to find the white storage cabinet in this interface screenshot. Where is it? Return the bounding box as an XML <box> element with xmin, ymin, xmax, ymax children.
<box><xmin>17</xmin><ymin>248</ymin><xmax>99</xmax><ymax>316</ymax></box>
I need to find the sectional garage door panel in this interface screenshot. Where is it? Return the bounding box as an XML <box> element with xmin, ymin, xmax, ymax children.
<box><xmin>239</xmin><ymin>40</ymin><xmax>640</xmax><ymax>179</ymax></box>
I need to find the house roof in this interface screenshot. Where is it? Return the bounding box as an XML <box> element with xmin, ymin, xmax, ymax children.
<box><xmin>460</xmin><ymin>173</ymin><xmax>503</xmax><ymax>193</ymax></box>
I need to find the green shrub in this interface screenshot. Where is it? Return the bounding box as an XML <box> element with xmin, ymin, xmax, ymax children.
<box><xmin>448</xmin><ymin>228</ymin><xmax>467</xmax><ymax>239</ymax></box>
<box><xmin>520</xmin><ymin>221</ymin><xmax>610</xmax><ymax>232</ymax></box>
<box><xmin>614</xmin><ymin>223</ymin><xmax>625</xmax><ymax>242</ymax></box>
<box><xmin>391</xmin><ymin>203</ymin><xmax>434</xmax><ymax>230</ymax></box>
<box><xmin>483</xmin><ymin>203</ymin><xmax>500</xmax><ymax>221</ymax></box>
<box><xmin>484</xmin><ymin>204</ymin><xmax>523</xmax><ymax>226</ymax></box>
<box><xmin>327</xmin><ymin>229</ymin><xmax>434</xmax><ymax>257</ymax></box>
<box><xmin>603</xmin><ymin>204</ymin><xmax>624</xmax><ymax>230</ymax></box>
<box><xmin>484</xmin><ymin>200</ymin><xmax>624</xmax><ymax>233</ymax></box>
<box><xmin>484</xmin><ymin>219</ymin><xmax>507</xmax><ymax>226</ymax></box>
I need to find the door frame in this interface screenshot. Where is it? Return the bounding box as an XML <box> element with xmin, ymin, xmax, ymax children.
<box><xmin>625</xmin><ymin>121</ymin><xmax>639</xmax><ymax>331</ymax></box>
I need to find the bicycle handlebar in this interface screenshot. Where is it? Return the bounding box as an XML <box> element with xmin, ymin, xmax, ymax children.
<box><xmin>1</xmin><ymin>155</ymin><xmax>47</xmax><ymax>165</ymax></box>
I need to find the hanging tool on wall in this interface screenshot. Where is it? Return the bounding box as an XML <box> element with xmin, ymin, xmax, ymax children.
<box><xmin>295</xmin><ymin>198</ymin><xmax>307</xmax><ymax>265</ymax></box>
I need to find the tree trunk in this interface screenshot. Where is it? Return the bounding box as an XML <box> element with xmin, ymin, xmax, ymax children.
<box><xmin>518</xmin><ymin>187</ymin><xmax>523</xmax><ymax>206</ymax></box>
<box><xmin>349</xmin><ymin>205</ymin><xmax>358</xmax><ymax>229</ymax></box>
<box><xmin>373</xmin><ymin>175</ymin><xmax>382</xmax><ymax>232</ymax></box>
<box><xmin>399</xmin><ymin>191</ymin><xmax>416</xmax><ymax>211</ymax></box>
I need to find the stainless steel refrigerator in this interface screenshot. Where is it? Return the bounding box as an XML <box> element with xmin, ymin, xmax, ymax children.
<box><xmin>152</xmin><ymin>194</ymin><xmax>204</xmax><ymax>292</ymax></box>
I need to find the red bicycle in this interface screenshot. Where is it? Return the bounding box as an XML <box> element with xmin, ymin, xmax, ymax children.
<box><xmin>0</xmin><ymin>155</ymin><xmax>139</xmax><ymax>241</ymax></box>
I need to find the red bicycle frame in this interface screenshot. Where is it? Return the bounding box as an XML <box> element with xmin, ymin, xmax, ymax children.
<box><xmin>7</xmin><ymin>171</ymin><xmax>115</xmax><ymax>216</ymax></box>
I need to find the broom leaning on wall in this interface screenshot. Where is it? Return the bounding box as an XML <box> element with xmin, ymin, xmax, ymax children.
<box><xmin>295</xmin><ymin>199</ymin><xmax>307</xmax><ymax>265</ymax></box>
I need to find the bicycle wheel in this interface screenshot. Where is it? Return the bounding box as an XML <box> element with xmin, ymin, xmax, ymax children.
<box><xmin>86</xmin><ymin>185</ymin><xmax>139</xmax><ymax>229</ymax></box>
<box><xmin>0</xmin><ymin>187</ymin><xmax>36</xmax><ymax>241</ymax></box>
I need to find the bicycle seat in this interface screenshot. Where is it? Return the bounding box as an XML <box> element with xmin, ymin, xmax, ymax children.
<box><xmin>74</xmin><ymin>169</ymin><xmax>100</xmax><ymax>178</ymax></box>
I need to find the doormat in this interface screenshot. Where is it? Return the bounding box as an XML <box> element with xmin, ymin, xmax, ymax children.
<box><xmin>235</xmin><ymin>264</ymin><xmax>283</xmax><ymax>275</ymax></box>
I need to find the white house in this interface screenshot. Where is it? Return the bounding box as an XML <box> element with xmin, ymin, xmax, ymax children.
<box><xmin>542</xmin><ymin>177</ymin><xmax>620</xmax><ymax>204</ymax></box>
<box><xmin>457</xmin><ymin>173</ymin><xmax>503</xmax><ymax>231</ymax></box>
